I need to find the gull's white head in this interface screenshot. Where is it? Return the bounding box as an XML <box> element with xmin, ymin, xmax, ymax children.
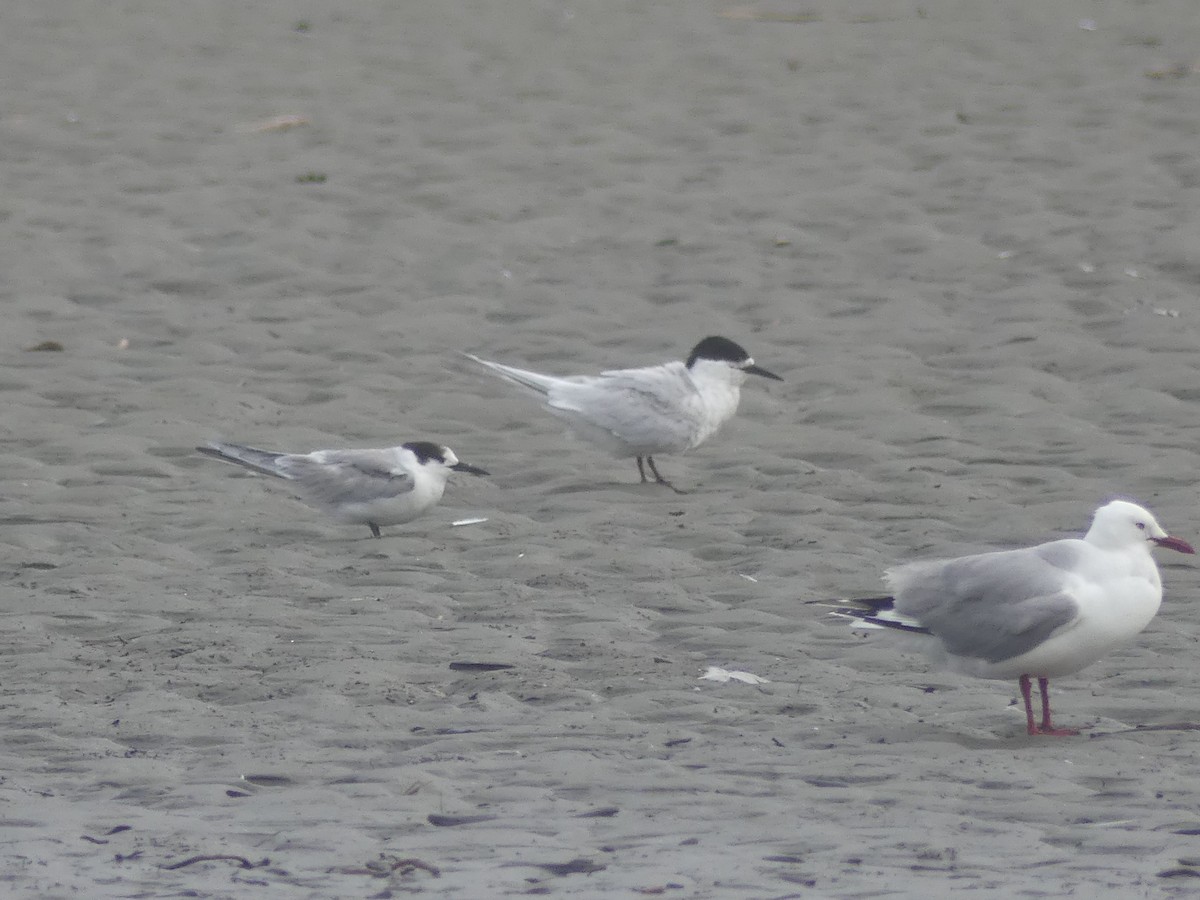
<box><xmin>402</xmin><ymin>442</ymin><xmax>490</xmax><ymax>478</ymax></box>
<box><xmin>685</xmin><ymin>336</ymin><xmax>782</xmax><ymax>386</ymax></box>
<box><xmin>1086</xmin><ymin>500</ymin><xmax>1194</xmax><ymax>554</ymax></box>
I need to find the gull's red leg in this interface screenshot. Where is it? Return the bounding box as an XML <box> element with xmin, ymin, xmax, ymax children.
<box><xmin>1019</xmin><ymin>674</ymin><xmax>1039</xmax><ymax>735</ymax></box>
<box><xmin>1027</xmin><ymin>676</ymin><xmax>1084</xmax><ymax>739</ymax></box>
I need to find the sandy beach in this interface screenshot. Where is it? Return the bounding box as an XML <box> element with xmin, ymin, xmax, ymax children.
<box><xmin>6</xmin><ymin>1</ymin><xmax>1200</xmax><ymax>896</ymax></box>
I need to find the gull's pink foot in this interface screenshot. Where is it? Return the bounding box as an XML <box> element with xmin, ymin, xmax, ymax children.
<box><xmin>1029</xmin><ymin>723</ymin><xmax>1080</xmax><ymax>737</ymax></box>
<box><xmin>1020</xmin><ymin>675</ymin><xmax>1082</xmax><ymax>737</ymax></box>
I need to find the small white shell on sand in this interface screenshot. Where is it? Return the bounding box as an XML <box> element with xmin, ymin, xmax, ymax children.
<box><xmin>699</xmin><ymin>666</ymin><xmax>769</xmax><ymax>684</ymax></box>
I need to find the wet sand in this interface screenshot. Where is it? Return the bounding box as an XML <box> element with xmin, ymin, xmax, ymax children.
<box><xmin>6</xmin><ymin>1</ymin><xmax>1200</xmax><ymax>896</ymax></box>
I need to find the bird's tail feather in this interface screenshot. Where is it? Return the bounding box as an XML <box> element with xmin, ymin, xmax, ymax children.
<box><xmin>196</xmin><ymin>442</ymin><xmax>291</xmax><ymax>479</ymax></box>
<box><xmin>465</xmin><ymin>354</ymin><xmax>558</xmax><ymax>397</ymax></box>
<box><xmin>810</xmin><ymin>596</ymin><xmax>931</xmax><ymax>635</ymax></box>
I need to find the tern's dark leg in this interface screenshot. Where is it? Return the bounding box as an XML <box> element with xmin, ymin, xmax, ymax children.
<box><xmin>1020</xmin><ymin>674</ymin><xmax>1078</xmax><ymax>736</ymax></box>
<box><xmin>645</xmin><ymin>456</ymin><xmax>687</xmax><ymax>495</ymax></box>
<box><xmin>368</xmin><ymin>523</ymin><xmax>382</xmax><ymax>539</ymax></box>
<box><xmin>637</xmin><ymin>456</ymin><xmax>650</xmax><ymax>483</ymax></box>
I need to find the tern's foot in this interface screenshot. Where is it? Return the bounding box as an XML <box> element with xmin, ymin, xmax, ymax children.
<box><xmin>655</xmin><ymin>477</ymin><xmax>689</xmax><ymax>495</ymax></box>
<box><xmin>368</xmin><ymin>523</ymin><xmax>382</xmax><ymax>539</ymax></box>
<box><xmin>1028</xmin><ymin>723</ymin><xmax>1080</xmax><ymax>737</ymax></box>
<box><xmin>643</xmin><ymin>457</ymin><xmax>688</xmax><ymax>494</ymax></box>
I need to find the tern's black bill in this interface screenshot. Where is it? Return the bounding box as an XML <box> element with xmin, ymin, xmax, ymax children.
<box><xmin>745</xmin><ymin>364</ymin><xmax>783</xmax><ymax>381</ymax></box>
<box><xmin>452</xmin><ymin>462</ymin><xmax>490</xmax><ymax>476</ymax></box>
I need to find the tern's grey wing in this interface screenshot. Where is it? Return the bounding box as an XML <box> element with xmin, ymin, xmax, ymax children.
<box><xmin>888</xmin><ymin>541</ymin><xmax>1085</xmax><ymax>664</ymax></box>
<box><xmin>549</xmin><ymin>362</ymin><xmax>699</xmax><ymax>450</ymax></box>
<box><xmin>279</xmin><ymin>450</ymin><xmax>415</xmax><ymax>507</ymax></box>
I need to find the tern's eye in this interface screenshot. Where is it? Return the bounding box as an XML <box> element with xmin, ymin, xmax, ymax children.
<box><xmin>1136</xmin><ymin>522</ymin><xmax>1146</xmax><ymax>530</ymax></box>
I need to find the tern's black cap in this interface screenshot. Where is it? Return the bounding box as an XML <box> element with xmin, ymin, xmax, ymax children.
<box><xmin>686</xmin><ymin>336</ymin><xmax>751</xmax><ymax>369</ymax></box>
<box><xmin>403</xmin><ymin>441</ymin><xmax>451</xmax><ymax>465</ymax></box>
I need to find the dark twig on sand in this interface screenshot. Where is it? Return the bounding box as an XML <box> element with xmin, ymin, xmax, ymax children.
<box><xmin>448</xmin><ymin>661</ymin><xmax>515</xmax><ymax>672</ymax></box>
<box><xmin>334</xmin><ymin>855</ymin><xmax>442</xmax><ymax>878</ymax></box>
<box><xmin>502</xmin><ymin>857</ymin><xmax>606</xmax><ymax>876</ymax></box>
<box><xmin>161</xmin><ymin>854</ymin><xmax>270</xmax><ymax>871</ymax></box>
<box><xmin>427</xmin><ymin>813</ymin><xmax>499</xmax><ymax>827</ymax></box>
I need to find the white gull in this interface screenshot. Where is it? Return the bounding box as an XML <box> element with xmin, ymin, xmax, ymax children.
<box><xmin>829</xmin><ymin>500</ymin><xmax>1194</xmax><ymax>736</ymax></box>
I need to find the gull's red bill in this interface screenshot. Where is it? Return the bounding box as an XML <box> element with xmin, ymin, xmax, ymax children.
<box><xmin>1153</xmin><ymin>535</ymin><xmax>1196</xmax><ymax>555</ymax></box>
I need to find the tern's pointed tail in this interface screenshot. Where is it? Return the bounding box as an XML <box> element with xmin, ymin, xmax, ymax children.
<box><xmin>196</xmin><ymin>442</ymin><xmax>292</xmax><ymax>479</ymax></box>
<box><xmin>465</xmin><ymin>353</ymin><xmax>560</xmax><ymax>397</ymax></box>
<box><xmin>811</xmin><ymin>596</ymin><xmax>931</xmax><ymax>635</ymax></box>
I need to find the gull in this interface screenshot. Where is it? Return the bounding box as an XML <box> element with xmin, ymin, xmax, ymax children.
<box><xmin>465</xmin><ymin>336</ymin><xmax>781</xmax><ymax>492</ymax></box>
<box><xmin>196</xmin><ymin>440</ymin><xmax>488</xmax><ymax>538</ymax></box>
<box><xmin>826</xmin><ymin>500</ymin><xmax>1193</xmax><ymax>736</ymax></box>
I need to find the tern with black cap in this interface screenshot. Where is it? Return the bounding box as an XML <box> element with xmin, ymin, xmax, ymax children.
<box><xmin>466</xmin><ymin>336</ymin><xmax>781</xmax><ymax>492</ymax></box>
<box><xmin>197</xmin><ymin>440</ymin><xmax>488</xmax><ymax>538</ymax></box>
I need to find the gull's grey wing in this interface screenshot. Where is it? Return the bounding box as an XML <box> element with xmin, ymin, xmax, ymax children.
<box><xmin>887</xmin><ymin>540</ymin><xmax>1086</xmax><ymax>664</ymax></box>
<box><xmin>548</xmin><ymin>362</ymin><xmax>699</xmax><ymax>451</ymax></box>
<box><xmin>278</xmin><ymin>450</ymin><xmax>415</xmax><ymax>507</ymax></box>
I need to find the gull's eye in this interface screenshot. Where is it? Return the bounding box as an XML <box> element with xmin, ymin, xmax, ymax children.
<box><xmin>1136</xmin><ymin>522</ymin><xmax>1146</xmax><ymax>530</ymax></box>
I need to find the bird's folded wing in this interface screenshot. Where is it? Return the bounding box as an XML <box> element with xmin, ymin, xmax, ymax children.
<box><xmin>550</xmin><ymin>365</ymin><xmax>697</xmax><ymax>448</ymax></box>
<box><xmin>282</xmin><ymin>451</ymin><xmax>415</xmax><ymax>506</ymax></box>
<box><xmin>887</xmin><ymin>542</ymin><xmax>1085</xmax><ymax>664</ymax></box>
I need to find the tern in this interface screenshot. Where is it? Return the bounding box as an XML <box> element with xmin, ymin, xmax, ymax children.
<box><xmin>197</xmin><ymin>440</ymin><xmax>488</xmax><ymax>538</ymax></box>
<box><xmin>466</xmin><ymin>335</ymin><xmax>781</xmax><ymax>492</ymax></box>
